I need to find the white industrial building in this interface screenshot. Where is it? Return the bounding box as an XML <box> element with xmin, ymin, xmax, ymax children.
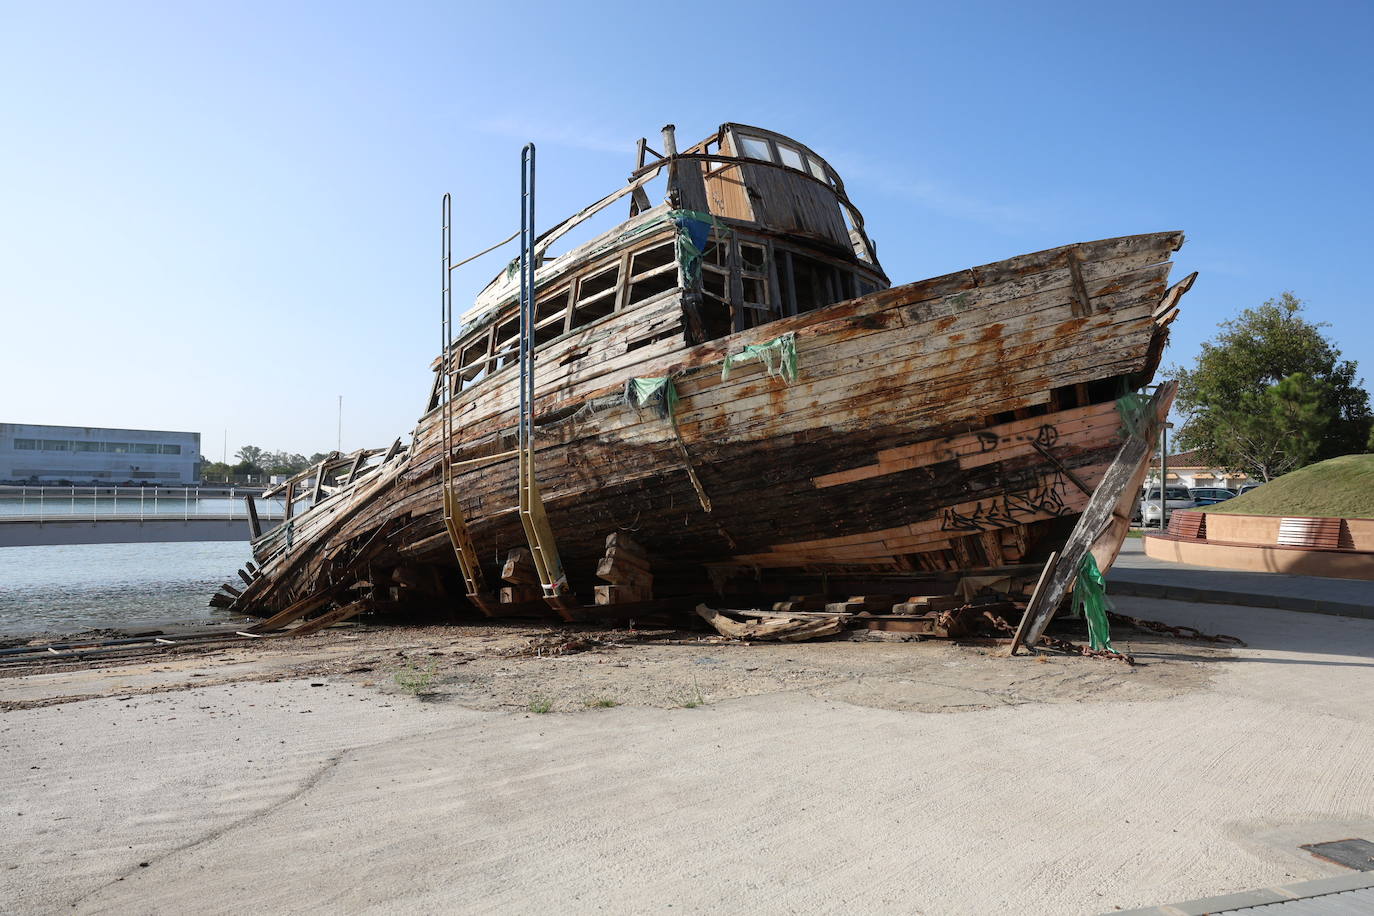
<box><xmin>0</xmin><ymin>423</ymin><xmax>202</xmax><ymax>484</ymax></box>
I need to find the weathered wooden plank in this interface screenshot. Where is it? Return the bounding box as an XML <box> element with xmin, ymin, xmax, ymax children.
<box><xmin>280</xmin><ymin>600</ymin><xmax>368</xmax><ymax>638</ymax></box>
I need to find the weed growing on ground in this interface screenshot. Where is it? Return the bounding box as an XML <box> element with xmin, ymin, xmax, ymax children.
<box><xmin>393</xmin><ymin>663</ymin><xmax>438</xmax><ymax>696</ymax></box>
<box><xmin>584</xmin><ymin>697</ymin><xmax>619</xmax><ymax>708</ymax></box>
<box><xmin>679</xmin><ymin>676</ymin><xmax>706</xmax><ymax>709</ymax></box>
<box><xmin>528</xmin><ymin>695</ymin><xmax>554</xmax><ymax>714</ymax></box>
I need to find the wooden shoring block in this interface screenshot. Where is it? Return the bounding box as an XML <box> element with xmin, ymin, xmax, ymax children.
<box><xmin>894</xmin><ymin>595</ymin><xmax>962</xmax><ymax>614</ymax></box>
<box><xmin>603</xmin><ymin>545</ymin><xmax>651</xmax><ymax>570</ymax></box>
<box><xmin>604</xmin><ymin>532</ymin><xmax>647</xmax><ymax>557</ymax></box>
<box><xmin>502</xmin><ymin>547</ymin><xmax>539</xmax><ymax>585</ymax></box>
<box><xmin>771</xmin><ymin>594</ymin><xmax>829</xmax><ymax>612</ymax></box>
<box><xmin>595</xmin><ymin>582</ymin><xmax>652</xmax><ymax>605</ymax></box>
<box><xmin>391</xmin><ymin>564</ymin><xmax>441</xmax><ymax>596</ymax></box>
<box><xmin>596</xmin><ymin>556</ymin><xmax>653</xmax><ymax>586</ymax></box>
<box><xmin>501</xmin><ymin>585</ymin><xmax>543</xmax><ymax>604</ymax></box>
<box><xmin>825</xmin><ymin>594</ymin><xmax>900</xmax><ymax>614</ymax></box>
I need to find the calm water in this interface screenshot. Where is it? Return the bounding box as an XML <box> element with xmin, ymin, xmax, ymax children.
<box><xmin>0</xmin><ymin>541</ymin><xmax>254</xmax><ymax>636</ymax></box>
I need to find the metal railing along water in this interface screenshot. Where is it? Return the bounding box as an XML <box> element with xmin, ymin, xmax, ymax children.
<box><xmin>0</xmin><ymin>485</ymin><xmax>287</xmax><ymax>524</ymax></box>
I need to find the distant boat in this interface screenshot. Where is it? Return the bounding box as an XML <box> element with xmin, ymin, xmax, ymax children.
<box><xmin>216</xmin><ymin>122</ymin><xmax>1190</xmax><ymax>630</ymax></box>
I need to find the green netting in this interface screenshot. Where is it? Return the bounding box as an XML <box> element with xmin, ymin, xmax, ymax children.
<box><xmin>721</xmin><ymin>332</ymin><xmax>799</xmax><ymax>384</ymax></box>
<box><xmin>626</xmin><ymin>376</ymin><xmax>680</xmax><ymax>421</ymax></box>
<box><xmin>1074</xmin><ymin>552</ymin><xmax>1118</xmax><ymax>653</ymax></box>
<box><xmin>1116</xmin><ymin>392</ymin><xmax>1153</xmax><ymax>439</ymax></box>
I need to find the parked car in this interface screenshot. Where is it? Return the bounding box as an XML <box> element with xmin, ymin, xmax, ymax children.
<box><xmin>1139</xmin><ymin>486</ymin><xmax>1197</xmax><ymax>527</ymax></box>
<box><xmin>1237</xmin><ymin>482</ymin><xmax>1263</xmax><ymax>495</ymax></box>
<box><xmin>1188</xmin><ymin>487</ymin><xmax>1236</xmax><ymax>506</ymax></box>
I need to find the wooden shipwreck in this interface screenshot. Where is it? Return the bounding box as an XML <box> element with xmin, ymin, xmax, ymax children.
<box><xmin>215</xmin><ymin>122</ymin><xmax>1192</xmax><ymax>641</ymax></box>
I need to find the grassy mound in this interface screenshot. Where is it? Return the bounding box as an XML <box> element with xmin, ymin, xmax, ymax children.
<box><xmin>1202</xmin><ymin>454</ymin><xmax>1374</xmax><ymax>518</ymax></box>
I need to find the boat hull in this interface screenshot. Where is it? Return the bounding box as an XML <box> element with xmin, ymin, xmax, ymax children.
<box><xmin>236</xmin><ymin>231</ymin><xmax>1189</xmax><ymax>615</ymax></box>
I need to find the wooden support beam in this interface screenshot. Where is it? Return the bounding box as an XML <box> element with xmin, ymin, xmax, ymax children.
<box><xmin>1014</xmin><ymin>383</ymin><xmax>1175</xmax><ymax>650</ymax></box>
<box><xmin>245</xmin><ymin>585</ymin><xmax>347</xmax><ymax>634</ymax></box>
<box><xmin>279</xmin><ymin>600</ymin><xmax>369</xmax><ymax>638</ymax></box>
<box><xmin>345</xmin><ymin>450</ymin><xmax>368</xmax><ymax>484</ymax></box>
<box><xmin>1006</xmin><ymin>551</ymin><xmax>1059</xmax><ymax>657</ymax></box>
<box><xmin>244</xmin><ymin>495</ymin><xmax>262</xmax><ymax>539</ymax></box>
<box><xmin>978</xmin><ymin>530</ymin><xmax>1004</xmax><ymax>567</ymax></box>
<box><xmin>310</xmin><ymin>461</ymin><xmax>326</xmax><ymax>504</ymax></box>
<box><xmin>1031</xmin><ymin>440</ymin><xmax>1094</xmax><ymax>496</ymax></box>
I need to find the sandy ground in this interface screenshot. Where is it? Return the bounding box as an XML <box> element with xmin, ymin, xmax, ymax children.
<box><xmin>2</xmin><ymin>597</ymin><xmax>1372</xmax><ymax>914</ymax></box>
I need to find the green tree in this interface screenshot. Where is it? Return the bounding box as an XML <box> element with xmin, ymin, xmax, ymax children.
<box><xmin>1173</xmin><ymin>293</ymin><xmax>1372</xmax><ymax>480</ymax></box>
<box><xmin>200</xmin><ymin>460</ymin><xmax>233</xmax><ymax>482</ymax></box>
<box><xmin>1205</xmin><ymin>373</ymin><xmax>1329</xmax><ymax>481</ymax></box>
<box><xmin>235</xmin><ymin>445</ymin><xmax>265</xmax><ymax>468</ymax></box>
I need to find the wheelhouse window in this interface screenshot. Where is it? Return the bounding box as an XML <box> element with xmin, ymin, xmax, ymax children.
<box><xmin>737</xmin><ymin>135</ymin><xmax>773</xmax><ymax>161</ymax></box>
<box><xmin>627</xmin><ymin>241</ymin><xmax>677</xmax><ymax>305</ymax></box>
<box><xmin>572</xmin><ymin>264</ymin><xmax>620</xmax><ymax>327</ymax></box>
<box><xmin>734</xmin><ymin>133</ymin><xmax>834</xmax><ymax>185</ymax></box>
<box><xmin>534</xmin><ymin>288</ymin><xmax>570</xmax><ymax>347</ymax></box>
<box><xmin>776</xmin><ymin>144</ymin><xmax>805</xmax><ymax>171</ymax></box>
<box><xmin>457</xmin><ymin>337</ymin><xmax>490</xmax><ymax>391</ymax></box>
<box><xmin>493</xmin><ymin>316</ymin><xmax>520</xmax><ymax>371</ymax></box>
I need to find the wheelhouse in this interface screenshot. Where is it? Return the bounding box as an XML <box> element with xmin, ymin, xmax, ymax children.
<box><xmin>427</xmin><ymin>123</ymin><xmax>889</xmax><ymax>412</ymax></box>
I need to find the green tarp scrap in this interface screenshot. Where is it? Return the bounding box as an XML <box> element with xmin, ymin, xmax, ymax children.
<box><xmin>1073</xmin><ymin>552</ymin><xmax>1119</xmax><ymax>653</ymax></box>
<box><xmin>721</xmin><ymin>332</ymin><xmax>799</xmax><ymax>384</ymax></box>
<box><xmin>1116</xmin><ymin>391</ymin><xmax>1152</xmax><ymax>439</ymax></box>
<box><xmin>626</xmin><ymin>376</ymin><xmax>680</xmax><ymax>421</ymax></box>
<box><xmin>671</xmin><ymin>209</ymin><xmax>731</xmax><ymax>285</ymax></box>
<box><xmin>625</xmin><ymin>374</ymin><xmax>712</xmax><ymax>512</ymax></box>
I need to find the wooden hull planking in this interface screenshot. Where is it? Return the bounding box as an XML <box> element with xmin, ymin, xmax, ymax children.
<box><xmin>226</xmin><ymin>229</ymin><xmax>1191</xmax><ymax>618</ymax></box>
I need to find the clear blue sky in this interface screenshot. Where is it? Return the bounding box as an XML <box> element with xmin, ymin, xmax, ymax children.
<box><xmin>3</xmin><ymin>1</ymin><xmax>1371</xmax><ymax>458</ymax></box>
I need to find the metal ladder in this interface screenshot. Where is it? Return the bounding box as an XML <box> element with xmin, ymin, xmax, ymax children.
<box><xmin>517</xmin><ymin>144</ymin><xmax>575</xmax><ymax>619</ymax></box>
<box><xmin>438</xmin><ymin>147</ymin><xmax>573</xmax><ymax>620</ymax></box>
<box><xmin>439</xmin><ymin>192</ymin><xmax>496</xmax><ymax>615</ymax></box>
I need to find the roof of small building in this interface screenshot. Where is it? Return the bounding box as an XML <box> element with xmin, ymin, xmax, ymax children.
<box><xmin>1149</xmin><ymin>449</ymin><xmax>1208</xmax><ymax>468</ymax></box>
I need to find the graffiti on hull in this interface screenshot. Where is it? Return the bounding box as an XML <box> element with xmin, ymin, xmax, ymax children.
<box><xmin>940</xmin><ymin>467</ymin><xmax>1072</xmax><ymax>533</ymax></box>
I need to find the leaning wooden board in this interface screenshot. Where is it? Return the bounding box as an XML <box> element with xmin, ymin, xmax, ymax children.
<box><xmin>1012</xmin><ymin>382</ymin><xmax>1176</xmax><ymax>651</ymax></box>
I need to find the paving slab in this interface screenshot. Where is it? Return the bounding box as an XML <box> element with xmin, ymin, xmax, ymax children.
<box><xmin>1112</xmin><ymin>871</ymin><xmax>1374</xmax><ymax>914</ymax></box>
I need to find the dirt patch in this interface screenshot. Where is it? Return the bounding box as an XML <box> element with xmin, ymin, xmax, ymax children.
<box><xmin>0</xmin><ymin>621</ymin><xmax>1226</xmax><ymax>714</ymax></box>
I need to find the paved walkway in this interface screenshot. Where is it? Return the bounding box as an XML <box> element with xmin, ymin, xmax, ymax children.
<box><xmin>1108</xmin><ymin>538</ymin><xmax>1374</xmax><ymax>619</ymax></box>
<box><xmin>1115</xmin><ymin>871</ymin><xmax>1374</xmax><ymax>914</ymax></box>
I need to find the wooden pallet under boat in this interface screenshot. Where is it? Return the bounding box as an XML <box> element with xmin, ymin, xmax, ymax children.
<box><xmin>216</xmin><ymin>123</ymin><xmax>1192</xmax><ymax>627</ymax></box>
